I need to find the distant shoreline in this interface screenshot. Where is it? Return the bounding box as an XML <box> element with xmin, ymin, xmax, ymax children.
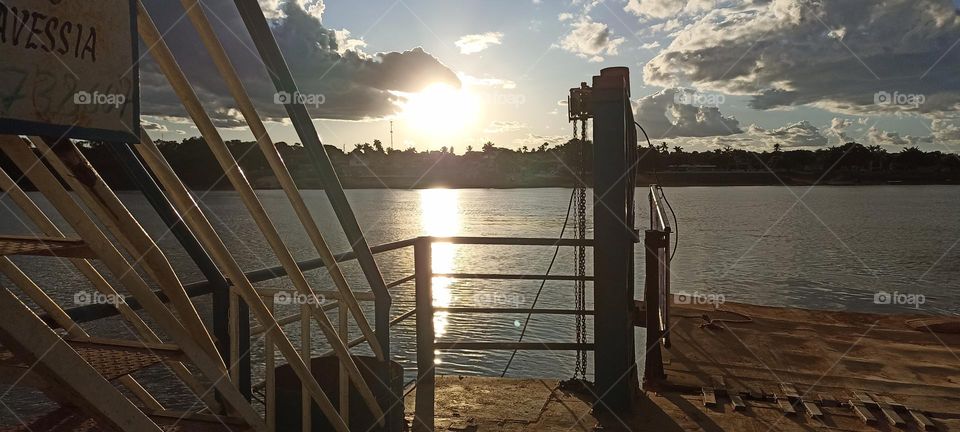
<box><xmin>233</xmin><ymin>171</ymin><xmax>960</xmax><ymax>190</ymax></box>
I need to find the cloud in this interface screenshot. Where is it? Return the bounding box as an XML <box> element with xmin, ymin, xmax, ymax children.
<box><xmin>931</xmin><ymin>119</ymin><xmax>960</xmax><ymax>142</ymax></box>
<box><xmin>138</xmin><ymin>0</ymin><xmax>459</xmax><ymax>124</ymax></box>
<box><xmin>458</xmin><ymin>73</ymin><xmax>516</xmax><ymax>89</ymax></box>
<box><xmin>455</xmin><ymin>32</ymin><xmax>504</xmax><ymax>55</ymax></box>
<box><xmin>625</xmin><ymin>0</ymin><xmax>712</xmax><ymax>19</ymax></box>
<box><xmin>513</xmin><ymin>133</ymin><xmax>569</xmax><ymax>147</ymax></box>
<box><xmin>634</xmin><ymin>88</ymin><xmax>742</xmax><ymax>139</ymax></box>
<box><xmin>333</xmin><ymin>29</ymin><xmax>367</xmax><ymax>55</ymax></box>
<box><xmin>866</xmin><ymin>126</ymin><xmax>933</xmax><ymax>147</ymax></box>
<box><xmin>559</xmin><ymin>16</ymin><xmax>625</xmax><ymax>62</ymax></box>
<box><xmin>641</xmin><ymin>41</ymin><xmax>661</xmax><ymax>49</ymax></box>
<box><xmin>755</xmin><ymin>121</ymin><xmax>828</xmax><ymax>147</ymax></box>
<box><xmin>484</xmin><ymin>121</ymin><xmax>527</xmax><ymax>133</ymax></box>
<box><xmin>643</xmin><ymin>0</ymin><xmax>960</xmax><ymax>114</ymax></box>
<box><xmin>828</xmin><ymin>117</ymin><xmax>853</xmax><ymax>141</ymax></box>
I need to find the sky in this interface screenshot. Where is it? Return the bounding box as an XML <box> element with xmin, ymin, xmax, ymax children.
<box><xmin>139</xmin><ymin>0</ymin><xmax>960</xmax><ymax>154</ymax></box>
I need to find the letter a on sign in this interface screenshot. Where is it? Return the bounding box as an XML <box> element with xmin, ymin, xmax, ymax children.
<box><xmin>0</xmin><ymin>0</ymin><xmax>139</xmax><ymax>143</ymax></box>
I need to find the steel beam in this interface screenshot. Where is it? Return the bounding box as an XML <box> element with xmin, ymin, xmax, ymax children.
<box><xmin>591</xmin><ymin>67</ymin><xmax>639</xmax><ymax>413</ymax></box>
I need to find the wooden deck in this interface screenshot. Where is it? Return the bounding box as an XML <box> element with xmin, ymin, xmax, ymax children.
<box><xmin>406</xmin><ymin>302</ymin><xmax>960</xmax><ymax>431</ymax></box>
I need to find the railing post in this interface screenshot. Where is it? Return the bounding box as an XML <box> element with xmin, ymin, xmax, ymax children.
<box><xmin>414</xmin><ymin>237</ymin><xmax>434</xmax><ymax>432</ymax></box>
<box><xmin>643</xmin><ymin>230</ymin><xmax>666</xmax><ymax>385</ymax></box>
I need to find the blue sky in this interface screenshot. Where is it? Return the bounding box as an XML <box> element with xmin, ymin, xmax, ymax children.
<box><xmin>141</xmin><ymin>0</ymin><xmax>960</xmax><ymax>153</ymax></box>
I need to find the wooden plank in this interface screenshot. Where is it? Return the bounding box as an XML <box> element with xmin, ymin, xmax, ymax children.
<box><xmin>850</xmin><ymin>402</ymin><xmax>876</xmax><ymax>424</ymax></box>
<box><xmin>780</xmin><ymin>383</ymin><xmax>800</xmax><ymax>400</ymax></box>
<box><xmin>818</xmin><ymin>393</ymin><xmax>839</xmax><ymax>407</ymax></box>
<box><xmin>776</xmin><ymin>397</ymin><xmax>796</xmax><ymax>416</ymax></box>
<box><xmin>729</xmin><ymin>394</ymin><xmax>746</xmax><ymax>411</ymax></box>
<box><xmin>853</xmin><ymin>391</ymin><xmax>877</xmax><ymax>407</ymax></box>
<box><xmin>0</xmin><ymin>282</ymin><xmax>163</xmax><ymax>432</ymax></box>
<box><xmin>701</xmin><ymin>387</ymin><xmax>717</xmax><ymax>408</ymax></box>
<box><xmin>802</xmin><ymin>400</ymin><xmax>823</xmax><ymax>418</ymax></box>
<box><xmin>910</xmin><ymin>410</ymin><xmax>936</xmax><ymax>430</ymax></box>
<box><xmin>875</xmin><ymin>401</ymin><xmax>906</xmax><ymax>426</ymax></box>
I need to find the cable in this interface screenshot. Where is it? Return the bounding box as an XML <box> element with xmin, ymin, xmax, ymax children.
<box><xmin>501</xmin><ymin>188</ymin><xmax>576</xmax><ymax>377</ymax></box>
<box><xmin>635</xmin><ymin>121</ymin><xmax>679</xmax><ymax>262</ymax></box>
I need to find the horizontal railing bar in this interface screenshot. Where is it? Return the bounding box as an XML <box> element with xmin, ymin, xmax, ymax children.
<box><xmin>429</xmin><ymin>236</ymin><xmax>593</xmax><ymax>247</ymax></box>
<box><xmin>254</xmin><ymin>288</ymin><xmax>376</xmax><ymax>301</ymax></box>
<box><xmin>248</xmin><ymin>276</ymin><xmax>414</xmax><ymax>335</ymax></box>
<box><xmin>433</xmin><ymin>273</ymin><xmax>592</xmax><ymax>281</ymax></box>
<box><xmin>433</xmin><ymin>342</ymin><xmax>594</xmax><ymax>350</ymax></box>
<box><xmin>46</xmin><ymin>235</ymin><xmax>585</xmax><ymax>326</ymax></box>
<box><xmin>434</xmin><ymin>307</ymin><xmax>593</xmax><ymax>315</ymax></box>
<box><xmin>387</xmin><ymin>274</ymin><xmax>416</xmax><ymax>288</ymax></box>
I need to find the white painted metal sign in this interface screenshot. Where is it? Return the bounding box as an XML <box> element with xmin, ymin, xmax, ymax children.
<box><xmin>0</xmin><ymin>0</ymin><xmax>139</xmax><ymax>142</ymax></box>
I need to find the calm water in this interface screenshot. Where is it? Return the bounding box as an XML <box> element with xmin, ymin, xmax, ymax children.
<box><xmin>2</xmin><ymin>186</ymin><xmax>958</xmax><ymax>412</ymax></box>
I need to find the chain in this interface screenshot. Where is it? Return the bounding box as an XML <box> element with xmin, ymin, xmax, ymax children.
<box><xmin>573</xmin><ymin>119</ymin><xmax>588</xmax><ymax>380</ymax></box>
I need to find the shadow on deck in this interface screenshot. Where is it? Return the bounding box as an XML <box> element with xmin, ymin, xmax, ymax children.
<box><xmin>406</xmin><ymin>301</ymin><xmax>960</xmax><ymax>431</ymax></box>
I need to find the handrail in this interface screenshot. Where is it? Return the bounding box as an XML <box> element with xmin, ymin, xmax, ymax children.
<box><xmin>649</xmin><ymin>185</ymin><xmax>671</xmax><ymax>232</ymax></box>
<box><xmin>44</xmin><ymin>238</ymin><xmax>419</xmax><ymax>327</ymax></box>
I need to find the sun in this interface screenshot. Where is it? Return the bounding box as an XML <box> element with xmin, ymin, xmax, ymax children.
<box><xmin>401</xmin><ymin>83</ymin><xmax>479</xmax><ymax>139</ymax></box>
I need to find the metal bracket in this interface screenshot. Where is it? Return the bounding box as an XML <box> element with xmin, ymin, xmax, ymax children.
<box><xmin>568</xmin><ymin>82</ymin><xmax>593</xmax><ymax>121</ymax></box>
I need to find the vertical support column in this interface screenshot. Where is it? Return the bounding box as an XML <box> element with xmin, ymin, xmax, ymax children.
<box><xmin>643</xmin><ymin>230</ymin><xmax>666</xmax><ymax>384</ymax></box>
<box><xmin>414</xmin><ymin>237</ymin><xmax>435</xmax><ymax>432</ymax></box>
<box><xmin>591</xmin><ymin>67</ymin><xmax>638</xmax><ymax>413</ymax></box>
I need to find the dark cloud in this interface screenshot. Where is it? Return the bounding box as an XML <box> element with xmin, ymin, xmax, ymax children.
<box><xmin>643</xmin><ymin>0</ymin><xmax>960</xmax><ymax>114</ymax></box>
<box><xmin>138</xmin><ymin>0</ymin><xmax>459</xmax><ymax>123</ymax></box>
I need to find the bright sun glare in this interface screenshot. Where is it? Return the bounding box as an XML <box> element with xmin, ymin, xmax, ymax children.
<box><xmin>402</xmin><ymin>83</ymin><xmax>479</xmax><ymax>139</ymax></box>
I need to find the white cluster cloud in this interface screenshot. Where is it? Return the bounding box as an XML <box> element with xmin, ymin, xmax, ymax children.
<box><xmin>455</xmin><ymin>32</ymin><xmax>504</xmax><ymax>55</ymax></box>
<box><xmin>643</xmin><ymin>0</ymin><xmax>960</xmax><ymax>115</ymax></box>
<box><xmin>754</xmin><ymin>121</ymin><xmax>828</xmax><ymax>148</ymax></box>
<box><xmin>559</xmin><ymin>16</ymin><xmax>625</xmax><ymax>62</ymax></box>
<box><xmin>634</xmin><ymin>88</ymin><xmax>742</xmax><ymax>139</ymax></box>
<box><xmin>866</xmin><ymin>127</ymin><xmax>933</xmax><ymax>147</ymax></box>
<box><xmin>625</xmin><ymin>0</ymin><xmax>712</xmax><ymax>19</ymax></box>
<box><xmin>828</xmin><ymin>117</ymin><xmax>853</xmax><ymax>142</ymax></box>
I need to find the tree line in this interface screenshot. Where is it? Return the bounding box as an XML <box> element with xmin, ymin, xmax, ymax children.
<box><xmin>1</xmin><ymin>138</ymin><xmax>957</xmax><ymax>190</ymax></box>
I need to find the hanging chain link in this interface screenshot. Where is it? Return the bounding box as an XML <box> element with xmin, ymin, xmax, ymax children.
<box><xmin>573</xmin><ymin>119</ymin><xmax>588</xmax><ymax>380</ymax></box>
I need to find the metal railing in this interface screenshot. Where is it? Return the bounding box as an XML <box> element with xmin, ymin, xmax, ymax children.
<box><xmin>642</xmin><ymin>185</ymin><xmax>672</xmax><ymax>383</ymax></box>
<box><xmin>49</xmin><ymin>234</ymin><xmax>593</xmax><ymax>431</ymax></box>
<box><xmin>409</xmin><ymin>236</ymin><xmax>594</xmax><ymax>432</ymax></box>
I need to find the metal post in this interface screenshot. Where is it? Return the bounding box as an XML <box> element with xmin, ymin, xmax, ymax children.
<box><xmin>643</xmin><ymin>230</ymin><xmax>665</xmax><ymax>384</ymax></box>
<box><xmin>591</xmin><ymin>67</ymin><xmax>638</xmax><ymax>412</ymax></box>
<box><xmin>229</xmin><ymin>1</ymin><xmax>395</xmax><ymax>419</ymax></box>
<box><xmin>109</xmin><ymin>143</ymin><xmax>251</xmax><ymax>399</ymax></box>
<box><xmin>413</xmin><ymin>237</ymin><xmax>434</xmax><ymax>432</ymax></box>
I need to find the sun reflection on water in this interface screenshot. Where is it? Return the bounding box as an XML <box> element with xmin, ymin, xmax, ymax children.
<box><xmin>419</xmin><ymin>188</ymin><xmax>460</xmax><ymax>348</ymax></box>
